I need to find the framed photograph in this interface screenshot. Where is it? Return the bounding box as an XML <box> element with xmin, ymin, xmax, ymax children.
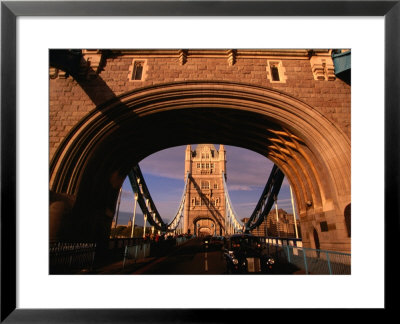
<box><xmin>1</xmin><ymin>0</ymin><xmax>398</xmax><ymax>321</ymax></box>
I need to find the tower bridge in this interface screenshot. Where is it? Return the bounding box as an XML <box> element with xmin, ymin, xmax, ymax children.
<box><xmin>113</xmin><ymin>143</ymin><xmax>291</xmax><ymax>247</ymax></box>
<box><xmin>125</xmin><ymin>144</ymin><xmax>247</xmax><ymax>238</ymax></box>
<box><xmin>49</xmin><ymin>49</ymin><xmax>351</xmax><ymax>255</ymax></box>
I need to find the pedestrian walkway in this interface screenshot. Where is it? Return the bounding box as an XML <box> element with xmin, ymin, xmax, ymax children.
<box><xmin>83</xmin><ymin>256</ymin><xmax>158</xmax><ymax>274</ymax></box>
<box><xmin>84</xmin><ymin>238</ymin><xmax>195</xmax><ymax>274</ymax></box>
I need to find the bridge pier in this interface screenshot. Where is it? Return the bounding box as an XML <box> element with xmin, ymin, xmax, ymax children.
<box><xmin>298</xmin><ymin>206</ymin><xmax>351</xmax><ymax>253</ymax></box>
<box><xmin>49</xmin><ymin>191</ymin><xmax>75</xmax><ymax>243</ymax></box>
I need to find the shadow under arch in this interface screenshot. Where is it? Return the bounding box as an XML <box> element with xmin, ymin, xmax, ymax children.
<box><xmin>49</xmin><ymin>81</ymin><xmax>351</xmax><ymax>252</ymax></box>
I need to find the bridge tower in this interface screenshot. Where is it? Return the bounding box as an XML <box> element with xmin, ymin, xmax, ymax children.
<box><xmin>183</xmin><ymin>144</ymin><xmax>227</xmax><ymax>236</ymax></box>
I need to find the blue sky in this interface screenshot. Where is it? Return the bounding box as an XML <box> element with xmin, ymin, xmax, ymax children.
<box><xmin>115</xmin><ymin>145</ymin><xmax>297</xmax><ymax>226</ymax></box>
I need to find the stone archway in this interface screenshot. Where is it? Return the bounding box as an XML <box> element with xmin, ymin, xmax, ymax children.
<box><xmin>49</xmin><ymin>81</ymin><xmax>350</xmax><ymax>252</ymax></box>
<box><xmin>193</xmin><ymin>216</ymin><xmax>218</xmax><ymax>237</ymax></box>
<box><xmin>198</xmin><ymin>227</ymin><xmax>212</xmax><ymax>237</ymax></box>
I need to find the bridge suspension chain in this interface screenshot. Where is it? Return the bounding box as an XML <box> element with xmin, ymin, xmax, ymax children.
<box><xmin>128</xmin><ymin>165</ymin><xmax>166</xmax><ymax>232</ymax></box>
<box><xmin>126</xmin><ymin>163</ymin><xmax>283</xmax><ymax>236</ymax></box>
<box><xmin>166</xmin><ymin>172</ymin><xmax>190</xmax><ymax>232</ymax></box>
<box><xmin>128</xmin><ymin>165</ymin><xmax>190</xmax><ymax>233</ymax></box>
<box><xmin>222</xmin><ymin>172</ymin><xmax>243</xmax><ymax>235</ymax></box>
<box><xmin>244</xmin><ymin>164</ymin><xmax>285</xmax><ymax>233</ymax></box>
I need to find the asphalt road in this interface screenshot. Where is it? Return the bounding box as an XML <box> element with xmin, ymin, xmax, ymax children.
<box><xmin>132</xmin><ymin>238</ymin><xmax>227</xmax><ymax>274</ymax></box>
<box><xmin>130</xmin><ymin>238</ymin><xmax>303</xmax><ymax>275</ymax></box>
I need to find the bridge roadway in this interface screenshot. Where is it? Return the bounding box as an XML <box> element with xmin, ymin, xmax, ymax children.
<box><xmin>128</xmin><ymin>238</ymin><xmax>302</xmax><ymax>275</ymax></box>
<box><xmin>132</xmin><ymin>238</ymin><xmax>226</xmax><ymax>274</ymax></box>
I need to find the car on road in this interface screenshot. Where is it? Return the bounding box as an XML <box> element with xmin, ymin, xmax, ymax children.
<box><xmin>201</xmin><ymin>235</ymin><xmax>225</xmax><ymax>251</ymax></box>
<box><xmin>201</xmin><ymin>235</ymin><xmax>213</xmax><ymax>250</ymax></box>
<box><xmin>210</xmin><ymin>236</ymin><xmax>225</xmax><ymax>250</ymax></box>
<box><xmin>223</xmin><ymin>234</ymin><xmax>275</xmax><ymax>274</ymax></box>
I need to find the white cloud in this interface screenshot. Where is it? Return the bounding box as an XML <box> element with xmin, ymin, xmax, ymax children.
<box><xmin>139</xmin><ymin>145</ymin><xmax>186</xmax><ymax>180</ymax></box>
<box><xmin>228</xmin><ymin>184</ymin><xmax>255</xmax><ymax>191</ymax></box>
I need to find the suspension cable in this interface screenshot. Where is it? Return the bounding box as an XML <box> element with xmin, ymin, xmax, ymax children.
<box><xmin>244</xmin><ymin>164</ymin><xmax>284</xmax><ymax>232</ymax></box>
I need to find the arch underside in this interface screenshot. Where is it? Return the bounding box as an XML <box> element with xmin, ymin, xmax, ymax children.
<box><xmin>193</xmin><ymin>217</ymin><xmax>219</xmax><ymax>236</ymax></box>
<box><xmin>49</xmin><ymin>81</ymin><xmax>351</xmax><ymax>252</ymax></box>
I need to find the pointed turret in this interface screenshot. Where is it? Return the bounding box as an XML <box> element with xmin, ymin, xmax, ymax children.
<box><xmin>184</xmin><ymin>145</ymin><xmax>192</xmax><ymax>177</ymax></box>
<box><xmin>219</xmin><ymin>144</ymin><xmax>226</xmax><ymax>177</ymax></box>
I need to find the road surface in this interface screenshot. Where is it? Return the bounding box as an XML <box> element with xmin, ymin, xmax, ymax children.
<box><xmin>133</xmin><ymin>238</ymin><xmax>226</xmax><ymax>274</ymax></box>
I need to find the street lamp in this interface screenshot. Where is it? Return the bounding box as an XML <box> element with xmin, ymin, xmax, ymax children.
<box><xmin>290</xmin><ymin>185</ymin><xmax>299</xmax><ymax>239</ymax></box>
<box><xmin>274</xmin><ymin>195</ymin><xmax>280</xmax><ymax>238</ymax></box>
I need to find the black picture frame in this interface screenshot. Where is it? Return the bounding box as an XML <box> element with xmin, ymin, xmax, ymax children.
<box><xmin>1</xmin><ymin>0</ymin><xmax>398</xmax><ymax>322</ymax></box>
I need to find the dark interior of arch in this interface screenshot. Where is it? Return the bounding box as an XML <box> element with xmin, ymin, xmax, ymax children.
<box><xmin>61</xmin><ymin>107</ymin><xmax>294</xmax><ymax>242</ymax></box>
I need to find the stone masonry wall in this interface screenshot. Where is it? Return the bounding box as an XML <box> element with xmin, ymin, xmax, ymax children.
<box><xmin>49</xmin><ymin>50</ymin><xmax>351</xmax><ymax>162</ymax></box>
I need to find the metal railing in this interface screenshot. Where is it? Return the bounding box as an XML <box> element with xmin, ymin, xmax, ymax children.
<box><xmin>122</xmin><ymin>236</ymin><xmax>193</xmax><ymax>268</ymax></box>
<box><xmin>176</xmin><ymin>236</ymin><xmax>191</xmax><ymax>246</ymax></box>
<box><xmin>108</xmin><ymin>237</ymin><xmax>145</xmax><ymax>250</ymax></box>
<box><xmin>266</xmin><ymin>243</ymin><xmax>351</xmax><ymax>274</ymax></box>
<box><xmin>50</xmin><ymin>242</ymin><xmax>96</xmax><ymax>274</ymax></box>
<box><xmin>264</xmin><ymin>236</ymin><xmax>303</xmax><ymax>247</ymax></box>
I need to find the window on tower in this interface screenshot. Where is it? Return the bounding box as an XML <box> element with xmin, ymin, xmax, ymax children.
<box><xmin>201</xmin><ymin>181</ymin><xmax>210</xmax><ymax>189</ymax></box>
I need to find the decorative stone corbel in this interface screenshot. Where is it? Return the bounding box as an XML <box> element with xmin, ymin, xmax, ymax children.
<box><xmin>57</xmin><ymin>70</ymin><xmax>68</xmax><ymax>79</ymax></box>
<box><xmin>178</xmin><ymin>49</ymin><xmax>188</xmax><ymax>65</ymax></box>
<box><xmin>309</xmin><ymin>51</ymin><xmax>336</xmax><ymax>81</ymax></box>
<box><xmin>227</xmin><ymin>49</ymin><xmax>236</xmax><ymax>66</ymax></box>
<box><xmin>49</xmin><ymin>67</ymin><xmax>59</xmax><ymax>79</ymax></box>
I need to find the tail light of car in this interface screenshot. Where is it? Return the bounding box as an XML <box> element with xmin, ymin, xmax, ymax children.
<box><xmin>266</xmin><ymin>258</ymin><xmax>275</xmax><ymax>265</ymax></box>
